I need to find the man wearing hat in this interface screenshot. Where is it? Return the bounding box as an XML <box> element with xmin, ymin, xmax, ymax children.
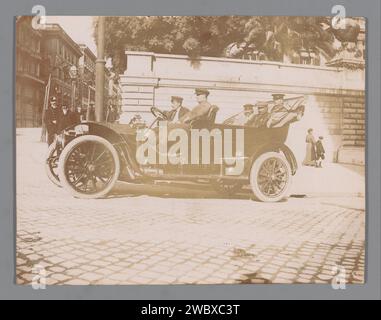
<box><xmin>43</xmin><ymin>96</ymin><xmax>62</xmax><ymax>145</ymax></box>
<box><xmin>163</xmin><ymin>96</ymin><xmax>190</xmax><ymax>122</ymax></box>
<box><xmin>231</xmin><ymin>104</ymin><xmax>256</xmax><ymax>126</ymax></box>
<box><xmin>267</xmin><ymin>93</ymin><xmax>305</xmax><ymax>128</ymax></box>
<box><xmin>251</xmin><ymin>101</ymin><xmax>271</xmax><ymax>128</ymax></box>
<box><xmin>266</xmin><ymin>94</ymin><xmax>289</xmax><ymax>127</ymax></box>
<box><xmin>59</xmin><ymin>105</ymin><xmax>72</xmax><ymax>131</ymax></box>
<box><xmin>179</xmin><ymin>88</ymin><xmax>212</xmax><ymax>124</ymax></box>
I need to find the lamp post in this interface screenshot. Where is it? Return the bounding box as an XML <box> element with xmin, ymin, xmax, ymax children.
<box><xmin>95</xmin><ymin>16</ymin><xmax>106</xmax><ymax>122</ymax></box>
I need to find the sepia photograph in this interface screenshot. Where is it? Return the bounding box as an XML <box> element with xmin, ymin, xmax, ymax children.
<box><xmin>16</xmin><ymin>15</ymin><xmax>366</xmax><ymax>286</ymax></box>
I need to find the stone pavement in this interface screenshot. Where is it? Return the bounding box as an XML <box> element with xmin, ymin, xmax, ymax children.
<box><xmin>16</xmin><ymin>129</ymin><xmax>365</xmax><ymax>285</ymax></box>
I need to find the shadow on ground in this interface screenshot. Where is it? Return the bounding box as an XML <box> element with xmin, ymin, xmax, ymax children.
<box><xmin>110</xmin><ymin>181</ymin><xmax>255</xmax><ymax>200</ymax></box>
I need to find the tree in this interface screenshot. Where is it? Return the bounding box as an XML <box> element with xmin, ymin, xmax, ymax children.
<box><xmin>94</xmin><ymin>16</ymin><xmax>339</xmax><ymax>74</ymax></box>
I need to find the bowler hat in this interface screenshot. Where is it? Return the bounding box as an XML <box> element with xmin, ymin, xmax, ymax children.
<box><xmin>195</xmin><ymin>88</ymin><xmax>210</xmax><ymax>96</ymax></box>
<box><xmin>171</xmin><ymin>96</ymin><xmax>183</xmax><ymax>103</ymax></box>
<box><xmin>272</xmin><ymin>93</ymin><xmax>285</xmax><ymax>100</ymax></box>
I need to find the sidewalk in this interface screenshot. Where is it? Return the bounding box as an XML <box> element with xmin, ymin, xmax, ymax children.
<box><xmin>17</xmin><ymin>128</ymin><xmax>365</xmax><ymax>198</ymax></box>
<box><xmin>290</xmin><ymin>162</ymin><xmax>365</xmax><ymax>198</ymax></box>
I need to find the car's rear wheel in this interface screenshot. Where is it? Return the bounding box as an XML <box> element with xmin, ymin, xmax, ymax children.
<box><xmin>58</xmin><ymin>135</ymin><xmax>120</xmax><ymax>199</ymax></box>
<box><xmin>45</xmin><ymin>143</ymin><xmax>61</xmax><ymax>187</ymax></box>
<box><xmin>250</xmin><ymin>152</ymin><xmax>292</xmax><ymax>202</ymax></box>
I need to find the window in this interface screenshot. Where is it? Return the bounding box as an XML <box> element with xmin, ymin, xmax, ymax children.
<box><xmin>299</xmin><ymin>49</ymin><xmax>317</xmax><ymax>65</ymax></box>
<box><xmin>30</xmin><ymin>62</ymin><xmax>35</xmax><ymax>75</ymax></box>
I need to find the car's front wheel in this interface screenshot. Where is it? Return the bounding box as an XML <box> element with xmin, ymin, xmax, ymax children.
<box><xmin>45</xmin><ymin>142</ymin><xmax>61</xmax><ymax>187</ymax></box>
<box><xmin>58</xmin><ymin>135</ymin><xmax>120</xmax><ymax>199</ymax></box>
<box><xmin>250</xmin><ymin>152</ymin><xmax>292</xmax><ymax>202</ymax></box>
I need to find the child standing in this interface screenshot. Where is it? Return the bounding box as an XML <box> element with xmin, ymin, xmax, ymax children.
<box><xmin>316</xmin><ymin>136</ymin><xmax>325</xmax><ymax>168</ymax></box>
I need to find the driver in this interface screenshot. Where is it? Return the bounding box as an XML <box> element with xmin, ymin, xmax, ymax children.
<box><xmin>179</xmin><ymin>88</ymin><xmax>212</xmax><ymax>124</ymax></box>
<box><xmin>163</xmin><ymin>96</ymin><xmax>190</xmax><ymax>122</ymax></box>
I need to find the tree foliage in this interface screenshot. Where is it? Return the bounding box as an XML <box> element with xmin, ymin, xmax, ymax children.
<box><xmin>94</xmin><ymin>16</ymin><xmax>339</xmax><ymax>74</ymax></box>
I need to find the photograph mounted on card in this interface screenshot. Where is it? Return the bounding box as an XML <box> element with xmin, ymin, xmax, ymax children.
<box><xmin>16</xmin><ymin>15</ymin><xmax>365</xmax><ymax>286</ymax></box>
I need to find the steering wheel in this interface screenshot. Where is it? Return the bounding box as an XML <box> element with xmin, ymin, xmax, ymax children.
<box><xmin>151</xmin><ymin>107</ymin><xmax>168</xmax><ymax>120</ymax></box>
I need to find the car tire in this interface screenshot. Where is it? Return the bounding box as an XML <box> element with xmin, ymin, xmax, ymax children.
<box><xmin>250</xmin><ymin>151</ymin><xmax>292</xmax><ymax>202</ymax></box>
<box><xmin>45</xmin><ymin>142</ymin><xmax>62</xmax><ymax>187</ymax></box>
<box><xmin>58</xmin><ymin>135</ymin><xmax>120</xmax><ymax>199</ymax></box>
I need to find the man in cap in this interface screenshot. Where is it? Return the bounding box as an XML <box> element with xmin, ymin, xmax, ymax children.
<box><xmin>267</xmin><ymin>94</ymin><xmax>305</xmax><ymax>128</ymax></box>
<box><xmin>251</xmin><ymin>101</ymin><xmax>271</xmax><ymax>128</ymax></box>
<box><xmin>163</xmin><ymin>96</ymin><xmax>190</xmax><ymax>122</ymax></box>
<box><xmin>266</xmin><ymin>94</ymin><xmax>288</xmax><ymax>127</ymax></box>
<box><xmin>231</xmin><ymin>104</ymin><xmax>257</xmax><ymax>126</ymax></box>
<box><xmin>179</xmin><ymin>88</ymin><xmax>212</xmax><ymax>124</ymax></box>
<box><xmin>43</xmin><ymin>96</ymin><xmax>61</xmax><ymax>145</ymax></box>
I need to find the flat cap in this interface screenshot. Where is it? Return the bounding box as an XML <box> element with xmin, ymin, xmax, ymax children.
<box><xmin>272</xmin><ymin>93</ymin><xmax>285</xmax><ymax>100</ymax></box>
<box><xmin>50</xmin><ymin>96</ymin><xmax>57</xmax><ymax>102</ymax></box>
<box><xmin>195</xmin><ymin>88</ymin><xmax>210</xmax><ymax>96</ymax></box>
<box><xmin>243</xmin><ymin>104</ymin><xmax>254</xmax><ymax>109</ymax></box>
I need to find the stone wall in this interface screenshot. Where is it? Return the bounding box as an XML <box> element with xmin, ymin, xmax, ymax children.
<box><xmin>120</xmin><ymin>51</ymin><xmax>365</xmax><ymax>165</ymax></box>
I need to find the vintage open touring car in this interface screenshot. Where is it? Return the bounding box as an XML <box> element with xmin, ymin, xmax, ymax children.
<box><xmin>46</xmin><ymin>98</ymin><xmax>304</xmax><ymax>202</ymax></box>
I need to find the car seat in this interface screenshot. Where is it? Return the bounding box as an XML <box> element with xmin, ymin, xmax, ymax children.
<box><xmin>207</xmin><ymin>105</ymin><xmax>219</xmax><ymax>124</ymax></box>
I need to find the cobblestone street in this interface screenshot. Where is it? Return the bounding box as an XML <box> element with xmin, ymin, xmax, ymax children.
<box><xmin>16</xmin><ymin>129</ymin><xmax>365</xmax><ymax>285</ymax></box>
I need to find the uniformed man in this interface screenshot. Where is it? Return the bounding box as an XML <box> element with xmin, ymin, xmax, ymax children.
<box><xmin>251</xmin><ymin>102</ymin><xmax>271</xmax><ymax>128</ymax></box>
<box><xmin>179</xmin><ymin>88</ymin><xmax>212</xmax><ymax>124</ymax></box>
<box><xmin>43</xmin><ymin>96</ymin><xmax>61</xmax><ymax>145</ymax></box>
<box><xmin>163</xmin><ymin>96</ymin><xmax>190</xmax><ymax>122</ymax></box>
<box><xmin>231</xmin><ymin>104</ymin><xmax>256</xmax><ymax>126</ymax></box>
<box><xmin>267</xmin><ymin>94</ymin><xmax>305</xmax><ymax>128</ymax></box>
<box><xmin>266</xmin><ymin>93</ymin><xmax>289</xmax><ymax>127</ymax></box>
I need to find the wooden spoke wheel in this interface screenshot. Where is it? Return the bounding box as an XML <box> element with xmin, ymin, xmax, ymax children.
<box><xmin>58</xmin><ymin>135</ymin><xmax>120</xmax><ymax>199</ymax></box>
<box><xmin>250</xmin><ymin>152</ymin><xmax>292</xmax><ymax>202</ymax></box>
<box><xmin>45</xmin><ymin>143</ymin><xmax>61</xmax><ymax>187</ymax></box>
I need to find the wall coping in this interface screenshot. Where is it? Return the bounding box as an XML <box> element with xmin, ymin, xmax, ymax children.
<box><xmin>125</xmin><ymin>50</ymin><xmax>345</xmax><ymax>73</ymax></box>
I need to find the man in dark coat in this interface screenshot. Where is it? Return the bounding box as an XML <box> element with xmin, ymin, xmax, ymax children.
<box><xmin>179</xmin><ymin>88</ymin><xmax>212</xmax><ymax>124</ymax></box>
<box><xmin>43</xmin><ymin>96</ymin><xmax>61</xmax><ymax>145</ymax></box>
<box><xmin>163</xmin><ymin>96</ymin><xmax>190</xmax><ymax>122</ymax></box>
<box><xmin>59</xmin><ymin>105</ymin><xmax>72</xmax><ymax>131</ymax></box>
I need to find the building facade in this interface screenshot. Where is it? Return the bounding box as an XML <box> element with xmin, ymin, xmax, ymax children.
<box><xmin>78</xmin><ymin>44</ymin><xmax>96</xmax><ymax>110</ymax></box>
<box><xmin>15</xmin><ymin>17</ymin><xmax>45</xmax><ymax>127</ymax></box>
<box><xmin>41</xmin><ymin>24</ymin><xmax>83</xmax><ymax>111</ymax></box>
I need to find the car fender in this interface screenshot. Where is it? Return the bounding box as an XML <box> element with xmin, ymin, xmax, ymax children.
<box><xmin>245</xmin><ymin>142</ymin><xmax>298</xmax><ymax>176</ymax></box>
<box><xmin>61</xmin><ymin>121</ymin><xmax>141</xmax><ymax>179</ymax></box>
